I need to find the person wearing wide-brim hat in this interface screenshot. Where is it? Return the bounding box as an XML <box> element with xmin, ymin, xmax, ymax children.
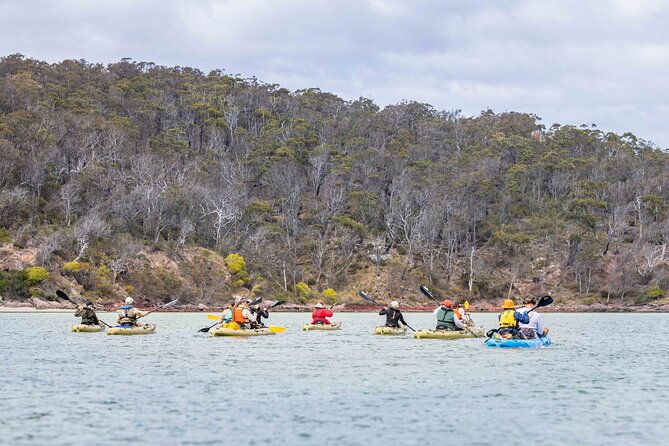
<box><xmin>311</xmin><ymin>301</ymin><xmax>334</xmax><ymax>325</ymax></box>
<box><xmin>74</xmin><ymin>300</ymin><xmax>99</xmax><ymax>326</ymax></box>
<box><xmin>497</xmin><ymin>298</ymin><xmax>530</xmax><ymax>337</ymax></box>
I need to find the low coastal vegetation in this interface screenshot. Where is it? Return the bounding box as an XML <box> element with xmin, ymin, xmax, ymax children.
<box><xmin>0</xmin><ymin>54</ymin><xmax>667</xmax><ymax>309</ymax></box>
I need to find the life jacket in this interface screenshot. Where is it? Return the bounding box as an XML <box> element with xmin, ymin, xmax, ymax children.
<box><xmin>312</xmin><ymin>308</ymin><xmax>333</xmax><ymax>324</ymax></box>
<box><xmin>499</xmin><ymin>309</ymin><xmax>518</xmax><ymax>329</ymax></box>
<box><xmin>117</xmin><ymin>305</ymin><xmax>136</xmax><ymax>325</ymax></box>
<box><xmin>436</xmin><ymin>306</ymin><xmax>457</xmax><ymax>330</ymax></box>
<box><xmin>233</xmin><ymin>307</ymin><xmax>247</xmax><ymax>323</ymax></box>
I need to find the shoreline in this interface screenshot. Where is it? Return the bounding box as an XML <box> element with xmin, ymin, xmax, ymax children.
<box><xmin>2</xmin><ymin>305</ymin><xmax>669</xmax><ymax>314</ymax></box>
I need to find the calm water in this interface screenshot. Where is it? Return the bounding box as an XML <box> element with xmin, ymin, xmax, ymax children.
<box><xmin>1</xmin><ymin>312</ymin><xmax>668</xmax><ymax>445</ymax></box>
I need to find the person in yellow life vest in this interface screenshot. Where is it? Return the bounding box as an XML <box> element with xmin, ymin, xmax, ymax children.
<box><xmin>497</xmin><ymin>299</ymin><xmax>530</xmax><ymax>337</ymax></box>
<box><xmin>116</xmin><ymin>297</ymin><xmax>148</xmax><ymax>326</ymax></box>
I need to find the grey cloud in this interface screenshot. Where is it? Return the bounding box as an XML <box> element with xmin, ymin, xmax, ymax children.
<box><xmin>0</xmin><ymin>0</ymin><xmax>667</xmax><ymax>147</ymax></box>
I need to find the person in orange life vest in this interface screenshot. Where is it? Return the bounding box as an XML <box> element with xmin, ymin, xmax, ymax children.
<box><xmin>497</xmin><ymin>299</ymin><xmax>530</xmax><ymax>337</ymax></box>
<box><xmin>311</xmin><ymin>302</ymin><xmax>334</xmax><ymax>325</ymax></box>
<box><xmin>232</xmin><ymin>301</ymin><xmax>255</xmax><ymax>328</ymax></box>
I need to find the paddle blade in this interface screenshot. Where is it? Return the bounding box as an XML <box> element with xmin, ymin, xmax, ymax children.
<box><xmin>198</xmin><ymin>322</ymin><xmax>217</xmax><ymax>333</ymax></box>
<box><xmin>272</xmin><ymin>300</ymin><xmax>285</xmax><ymax>308</ymax></box>
<box><xmin>268</xmin><ymin>326</ymin><xmax>285</xmax><ymax>333</ymax></box>
<box><xmin>208</xmin><ymin>314</ymin><xmax>221</xmax><ymax>321</ymax></box>
<box><xmin>56</xmin><ymin>290</ymin><xmax>71</xmax><ymax>301</ymax></box>
<box><xmin>358</xmin><ymin>291</ymin><xmax>372</xmax><ymax>302</ymax></box>
<box><xmin>464</xmin><ymin>300</ymin><xmax>470</xmax><ymax>311</ymax></box>
<box><xmin>419</xmin><ymin>285</ymin><xmax>435</xmax><ymax>300</ymax></box>
<box><xmin>248</xmin><ymin>296</ymin><xmax>263</xmax><ymax>306</ymax></box>
<box><xmin>538</xmin><ymin>295</ymin><xmax>553</xmax><ymax>307</ymax></box>
<box><xmin>163</xmin><ymin>299</ymin><xmax>179</xmax><ymax>307</ymax></box>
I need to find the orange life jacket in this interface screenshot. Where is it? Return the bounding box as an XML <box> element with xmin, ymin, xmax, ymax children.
<box><xmin>233</xmin><ymin>307</ymin><xmax>247</xmax><ymax>323</ymax></box>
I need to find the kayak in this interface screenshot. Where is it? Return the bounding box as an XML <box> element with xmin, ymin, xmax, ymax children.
<box><xmin>71</xmin><ymin>324</ymin><xmax>105</xmax><ymax>333</ymax></box>
<box><xmin>485</xmin><ymin>335</ymin><xmax>552</xmax><ymax>348</ymax></box>
<box><xmin>413</xmin><ymin>327</ymin><xmax>484</xmax><ymax>339</ymax></box>
<box><xmin>210</xmin><ymin>327</ymin><xmax>275</xmax><ymax>337</ymax></box>
<box><xmin>107</xmin><ymin>324</ymin><xmax>156</xmax><ymax>335</ymax></box>
<box><xmin>302</xmin><ymin>322</ymin><xmax>342</xmax><ymax>331</ymax></box>
<box><xmin>374</xmin><ymin>326</ymin><xmax>407</xmax><ymax>335</ymax></box>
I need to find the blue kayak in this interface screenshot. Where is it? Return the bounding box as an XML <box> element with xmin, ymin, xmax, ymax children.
<box><xmin>485</xmin><ymin>335</ymin><xmax>551</xmax><ymax>348</ymax></box>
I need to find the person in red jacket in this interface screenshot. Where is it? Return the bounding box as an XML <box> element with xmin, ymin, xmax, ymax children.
<box><xmin>311</xmin><ymin>302</ymin><xmax>333</xmax><ymax>325</ymax></box>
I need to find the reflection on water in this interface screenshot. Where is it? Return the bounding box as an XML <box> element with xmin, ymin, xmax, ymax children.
<box><xmin>1</xmin><ymin>312</ymin><xmax>668</xmax><ymax>445</ymax></box>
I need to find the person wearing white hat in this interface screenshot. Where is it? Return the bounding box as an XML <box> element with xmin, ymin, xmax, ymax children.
<box><xmin>379</xmin><ymin>300</ymin><xmax>407</xmax><ymax>328</ymax></box>
<box><xmin>311</xmin><ymin>301</ymin><xmax>334</xmax><ymax>325</ymax></box>
<box><xmin>116</xmin><ymin>297</ymin><xmax>149</xmax><ymax>326</ymax></box>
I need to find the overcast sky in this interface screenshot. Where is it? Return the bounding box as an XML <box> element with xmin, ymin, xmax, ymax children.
<box><xmin>1</xmin><ymin>0</ymin><xmax>667</xmax><ymax>147</ymax></box>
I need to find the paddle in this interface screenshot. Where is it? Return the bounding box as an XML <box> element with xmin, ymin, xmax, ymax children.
<box><xmin>197</xmin><ymin>297</ymin><xmax>263</xmax><ymax>333</ymax></box>
<box><xmin>56</xmin><ymin>289</ymin><xmax>111</xmax><ymax>328</ymax></box>
<box><xmin>329</xmin><ymin>300</ymin><xmax>339</xmax><ymax>310</ymax></box>
<box><xmin>140</xmin><ymin>299</ymin><xmax>178</xmax><ymax>317</ymax></box>
<box><xmin>419</xmin><ymin>285</ymin><xmax>480</xmax><ymax>338</ymax></box>
<box><xmin>358</xmin><ymin>290</ymin><xmax>415</xmax><ymax>332</ymax></box>
<box><xmin>528</xmin><ymin>295</ymin><xmax>553</xmax><ymax>313</ymax></box>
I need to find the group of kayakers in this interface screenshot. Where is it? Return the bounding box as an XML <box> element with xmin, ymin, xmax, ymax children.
<box><xmin>217</xmin><ymin>299</ymin><xmax>271</xmax><ymax>329</ymax></box>
<box><xmin>73</xmin><ymin>294</ymin><xmax>549</xmax><ymax>340</ymax></box>
<box><xmin>373</xmin><ymin>296</ymin><xmax>549</xmax><ymax>340</ymax></box>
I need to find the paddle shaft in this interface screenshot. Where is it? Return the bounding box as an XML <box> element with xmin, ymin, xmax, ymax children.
<box><xmin>57</xmin><ymin>290</ymin><xmax>112</xmax><ymax>328</ymax></box>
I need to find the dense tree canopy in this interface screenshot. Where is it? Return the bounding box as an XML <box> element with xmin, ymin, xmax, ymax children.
<box><xmin>0</xmin><ymin>54</ymin><xmax>667</xmax><ymax>306</ymax></box>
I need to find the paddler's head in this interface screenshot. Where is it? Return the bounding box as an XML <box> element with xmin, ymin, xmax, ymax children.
<box><xmin>315</xmin><ymin>302</ymin><xmax>325</xmax><ymax>309</ymax></box>
<box><xmin>85</xmin><ymin>300</ymin><xmax>93</xmax><ymax>307</ymax></box>
<box><xmin>390</xmin><ymin>300</ymin><xmax>399</xmax><ymax>308</ymax></box>
<box><xmin>502</xmin><ymin>299</ymin><xmax>515</xmax><ymax>309</ymax></box>
<box><xmin>125</xmin><ymin>297</ymin><xmax>134</xmax><ymax>305</ymax></box>
<box><xmin>523</xmin><ymin>296</ymin><xmax>536</xmax><ymax>307</ymax></box>
<box><xmin>441</xmin><ymin>299</ymin><xmax>452</xmax><ymax>308</ymax></box>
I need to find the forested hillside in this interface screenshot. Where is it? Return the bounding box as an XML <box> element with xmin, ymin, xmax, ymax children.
<box><xmin>1</xmin><ymin>54</ymin><xmax>668</xmax><ymax>308</ymax></box>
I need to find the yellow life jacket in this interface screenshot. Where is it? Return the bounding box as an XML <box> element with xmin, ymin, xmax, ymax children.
<box><xmin>499</xmin><ymin>309</ymin><xmax>518</xmax><ymax>329</ymax></box>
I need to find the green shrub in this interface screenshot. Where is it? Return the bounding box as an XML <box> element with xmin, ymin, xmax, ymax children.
<box><xmin>24</xmin><ymin>266</ymin><xmax>49</xmax><ymax>286</ymax></box>
<box><xmin>225</xmin><ymin>253</ymin><xmax>250</xmax><ymax>288</ymax></box>
<box><xmin>295</xmin><ymin>281</ymin><xmax>310</xmax><ymax>298</ymax></box>
<box><xmin>636</xmin><ymin>286</ymin><xmax>665</xmax><ymax>304</ymax></box>
<box><xmin>0</xmin><ymin>227</ymin><xmax>12</xmax><ymax>243</ymax></box>
<box><xmin>62</xmin><ymin>261</ymin><xmax>81</xmax><ymax>274</ymax></box>
<box><xmin>225</xmin><ymin>253</ymin><xmax>246</xmax><ymax>274</ymax></box>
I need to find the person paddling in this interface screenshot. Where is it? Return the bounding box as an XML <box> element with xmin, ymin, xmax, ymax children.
<box><xmin>218</xmin><ymin>303</ymin><xmax>233</xmax><ymax>327</ymax></box>
<box><xmin>250</xmin><ymin>304</ymin><xmax>269</xmax><ymax>328</ymax></box>
<box><xmin>433</xmin><ymin>299</ymin><xmax>465</xmax><ymax>331</ymax></box>
<box><xmin>311</xmin><ymin>302</ymin><xmax>333</xmax><ymax>325</ymax></box>
<box><xmin>74</xmin><ymin>300</ymin><xmax>99</xmax><ymax>326</ymax></box>
<box><xmin>379</xmin><ymin>301</ymin><xmax>407</xmax><ymax>328</ymax></box>
<box><xmin>116</xmin><ymin>297</ymin><xmax>148</xmax><ymax>327</ymax></box>
<box><xmin>497</xmin><ymin>299</ymin><xmax>530</xmax><ymax>338</ymax></box>
<box><xmin>517</xmin><ymin>296</ymin><xmax>550</xmax><ymax>339</ymax></box>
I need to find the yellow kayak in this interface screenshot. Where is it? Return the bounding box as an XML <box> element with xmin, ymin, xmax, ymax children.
<box><xmin>374</xmin><ymin>326</ymin><xmax>407</xmax><ymax>335</ymax></box>
<box><xmin>413</xmin><ymin>327</ymin><xmax>484</xmax><ymax>339</ymax></box>
<box><xmin>71</xmin><ymin>324</ymin><xmax>105</xmax><ymax>333</ymax></box>
<box><xmin>107</xmin><ymin>324</ymin><xmax>156</xmax><ymax>335</ymax></box>
<box><xmin>302</xmin><ymin>322</ymin><xmax>342</xmax><ymax>331</ymax></box>
<box><xmin>210</xmin><ymin>327</ymin><xmax>275</xmax><ymax>337</ymax></box>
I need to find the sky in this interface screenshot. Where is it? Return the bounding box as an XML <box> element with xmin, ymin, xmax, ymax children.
<box><xmin>1</xmin><ymin>0</ymin><xmax>668</xmax><ymax>148</ymax></box>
